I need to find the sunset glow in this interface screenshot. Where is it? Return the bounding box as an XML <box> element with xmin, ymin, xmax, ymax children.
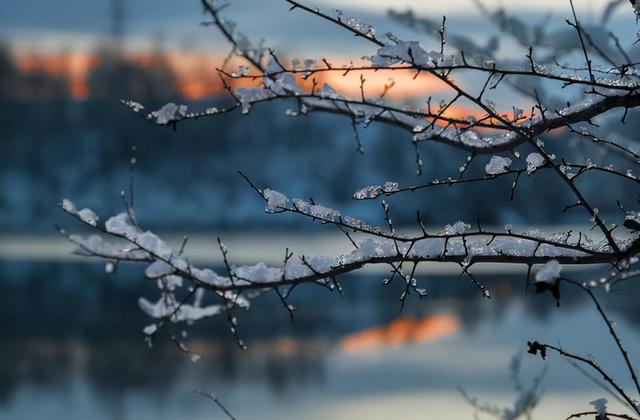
<box><xmin>300</xmin><ymin>67</ymin><xmax>450</xmax><ymax>100</ymax></box>
<box><xmin>8</xmin><ymin>46</ymin><xmax>521</xmax><ymax>127</ymax></box>
<box><xmin>12</xmin><ymin>49</ymin><xmax>99</xmax><ymax>99</ymax></box>
<box><xmin>8</xmin><ymin>46</ymin><xmax>452</xmax><ymax>102</ymax></box>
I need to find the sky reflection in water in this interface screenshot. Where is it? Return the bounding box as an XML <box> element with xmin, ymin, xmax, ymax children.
<box><xmin>1</xmin><ymin>260</ymin><xmax>639</xmax><ymax>419</ymax></box>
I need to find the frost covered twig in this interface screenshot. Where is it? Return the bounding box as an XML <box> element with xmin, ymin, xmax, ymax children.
<box><xmin>563</xmin><ymin>277</ymin><xmax>640</xmax><ymax>397</ymax></box>
<box><xmin>127</xmin><ymin>1</ymin><xmax>640</xmax><ymax>162</ymax></box>
<box><xmin>272</xmin><ymin>0</ymin><xmax>640</xmax><ymax>251</ymax></box>
<box><xmin>528</xmin><ymin>266</ymin><xmax>640</xmax><ymax>417</ymax></box>
<box><xmin>56</xmin><ymin>2</ymin><xmax>640</xmax><ymax>418</ymax></box>
<box><xmin>59</xmin><ymin>176</ymin><xmax>639</xmax><ymax>341</ymax></box>
<box><xmin>55</xmin><ymin>4</ymin><xmax>640</xmax><ymax>417</ymax></box>
<box><xmin>565</xmin><ymin>411</ymin><xmax>637</xmax><ymax>420</ymax></box>
<box><xmin>460</xmin><ymin>352</ymin><xmax>546</xmax><ymax>420</ymax></box>
<box><xmin>192</xmin><ymin>390</ymin><xmax>237</xmax><ymax>420</ymax></box>
<box><xmin>528</xmin><ymin>340</ymin><xmax>639</xmax><ymax>416</ymax></box>
<box><xmin>352</xmin><ymin>160</ymin><xmax>639</xmax><ymax>201</ymax></box>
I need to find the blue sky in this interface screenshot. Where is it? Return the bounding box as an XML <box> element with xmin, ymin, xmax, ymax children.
<box><xmin>0</xmin><ymin>0</ymin><xmax>635</xmax><ymax>55</ymax></box>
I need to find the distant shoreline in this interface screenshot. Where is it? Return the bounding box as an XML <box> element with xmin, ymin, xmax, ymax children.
<box><xmin>0</xmin><ymin>227</ymin><xmax>612</xmax><ymax>274</ymax></box>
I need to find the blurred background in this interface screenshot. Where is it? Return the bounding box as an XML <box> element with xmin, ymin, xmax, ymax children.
<box><xmin>1</xmin><ymin>1</ymin><xmax>640</xmax><ymax>419</ymax></box>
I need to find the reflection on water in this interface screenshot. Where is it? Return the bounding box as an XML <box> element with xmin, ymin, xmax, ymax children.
<box><xmin>1</xmin><ymin>260</ymin><xmax>640</xmax><ymax>419</ymax></box>
<box><xmin>340</xmin><ymin>315</ymin><xmax>460</xmax><ymax>353</ymax></box>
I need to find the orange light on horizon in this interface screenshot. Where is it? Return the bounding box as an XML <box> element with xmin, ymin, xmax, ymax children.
<box><xmin>303</xmin><ymin>68</ymin><xmax>449</xmax><ymax>100</ymax></box>
<box><xmin>130</xmin><ymin>51</ymin><xmax>239</xmax><ymax>99</ymax></box>
<box><xmin>339</xmin><ymin>314</ymin><xmax>459</xmax><ymax>353</ymax></box>
<box><xmin>8</xmin><ymin>44</ymin><xmax>453</xmax><ymax>102</ymax></box>
<box><xmin>165</xmin><ymin>52</ymin><xmax>261</xmax><ymax>99</ymax></box>
<box><xmin>7</xmin><ymin>45</ymin><xmax>532</xmax><ymax>127</ymax></box>
<box><xmin>12</xmin><ymin>48</ymin><xmax>99</xmax><ymax>100</ymax></box>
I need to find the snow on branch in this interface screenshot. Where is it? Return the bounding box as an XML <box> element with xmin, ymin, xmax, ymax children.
<box><xmin>118</xmin><ymin>0</ymin><xmax>640</xmax><ymax>164</ymax></box>
<box><xmin>59</xmin><ymin>175</ymin><xmax>639</xmax><ymax>330</ymax></box>
<box><xmin>61</xmin><ymin>0</ymin><xmax>640</xmax><ymax>362</ymax></box>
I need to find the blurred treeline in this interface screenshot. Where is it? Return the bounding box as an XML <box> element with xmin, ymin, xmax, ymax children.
<box><xmin>0</xmin><ymin>41</ymin><xmax>635</xmax><ymax>233</ymax></box>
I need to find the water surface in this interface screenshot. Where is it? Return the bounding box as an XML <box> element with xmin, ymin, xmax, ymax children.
<box><xmin>1</xmin><ymin>256</ymin><xmax>639</xmax><ymax>419</ymax></box>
